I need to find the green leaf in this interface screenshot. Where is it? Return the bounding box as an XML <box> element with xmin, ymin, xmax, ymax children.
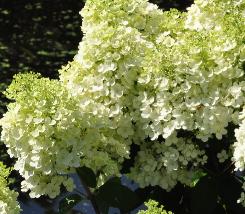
<box><xmin>77</xmin><ymin>166</ymin><xmax>97</xmax><ymax>188</ymax></box>
<box><xmin>190</xmin><ymin>176</ymin><xmax>217</xmax><ymax>214</ymax></box>
<box><xmin>95</xmin><ymin>177</ymin><xmax>140</xmax><ymax>212</ymax></box>
<box><xmin>191</xmin><ymin>170</ymin><xmax>207</xmax><ymax>187</ymax></box>
<box><xmin>59</xmin><ymin>194</ymin><xmax>83</xmax><ymax>214</ymax></box>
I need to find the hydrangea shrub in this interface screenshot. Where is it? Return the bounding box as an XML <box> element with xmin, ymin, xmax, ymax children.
<box><xmin>0</xmin><ymin>0</ymin><xmax>245</xmax><ymax>211</ymax></box>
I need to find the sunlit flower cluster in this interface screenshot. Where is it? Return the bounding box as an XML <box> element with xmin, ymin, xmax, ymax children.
<box><xmin>138</xmin><ymin>199</ymin><xmax>173</xmax><ymax>214</ymax></box>
<box><xmin>135</xmin><ymin>0</ymin><xmax>245</xmax><ymax>143</ymax></box>
<box><xmin>0</xmin><ymin>0</ymin><xmax>245</xmax><ymax>204</ymax></box>
<box><xmin>1</xmin><ymin>72</ymin><xmax>130</xmax><ymax>198</ymax></box>
<box><xmin>0</xmin><ymin>162</ymin><xmax>20</xmax><ymax>214</ymax></box>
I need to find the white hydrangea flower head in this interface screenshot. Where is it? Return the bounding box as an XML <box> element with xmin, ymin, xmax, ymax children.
<box><xmin>1</xmin><ymin>73</ymin><xmax>130</xmax><ymax>198</ymax></box>
<box><xmin>129</xmin><ymin>132</ymin><xmax>207</xmax><ymax>191</ymax></box>
<box><xmin>135</xmin><ymin>0</ymin><xmax>245</xmax><ymax>142</ymax></box>
<box><xmin>0</xmin><ymin>73</ymin><xmax>82</xmax><ymax>198</ymax></box>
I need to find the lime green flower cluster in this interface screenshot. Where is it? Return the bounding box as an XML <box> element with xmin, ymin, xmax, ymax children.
<box><xmin>1</xmin><ymin>73</ymin><xmax>82</xmax><ymax>198</ymax></box>
<box><xmin>138</xmin><ymin>200</ymin><xmax>173</xmax><ymax>214</ymax></box>
<box><xmin>1</xmin><ymin>72</ymin><xmax>130</xmax><ymax>198</ymax></box>
<box><xmin>0</xmin><ymin>162</ymin><xmax>20</xmax><ymax>214</ymax></box>
<box><xmin>0</xmin><ymin>0</ymin><xmax>245</xmax><ymax>204</ymax></box>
